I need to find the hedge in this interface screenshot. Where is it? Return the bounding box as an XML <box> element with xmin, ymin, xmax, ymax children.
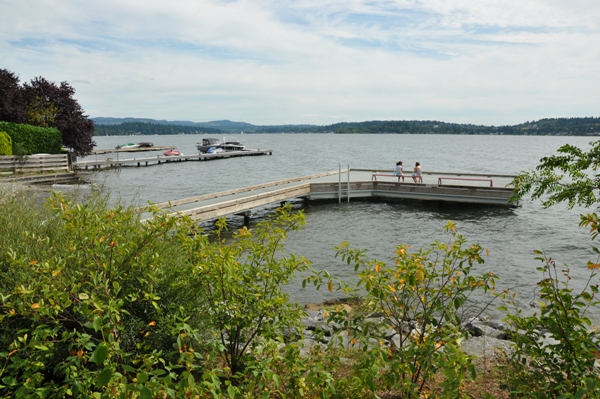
<box><xmin>0</xmin><ymin>121</ymin><xmax>62</xmax><ymax>155</ymax></box>
<box><xmin>0</xmin><ymin>131</ymin><xmax>12</xmax><ymax>155</ymax></box>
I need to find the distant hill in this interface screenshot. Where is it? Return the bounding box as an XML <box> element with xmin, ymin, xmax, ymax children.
<box><xmin>92</xmin><ymin>117</ymin><xmax>257</xmax><ymax>133</ymax></box>
<box><xmin>92</xmin><ymin>117</ymin><xmax>600</xmax><ymax>136</ymax></box>
<box><xmin>93</xmin><ymin>121</ymin><xmax>222</xmax><ymax>136</ymax></box>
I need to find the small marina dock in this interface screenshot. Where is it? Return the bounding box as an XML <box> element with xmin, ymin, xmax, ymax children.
<box><xmin>74</xmin><ymin>148</ymin><xmax>273</xmax><ymax>170</ymax></box>
<box><xmin>91</xmin><ymin>146</ymin><xmax>174</xmax><ymax>154</ymax></box>
<box><xmin>141</xmin><ymin>169</ymin><xmax>518</xmax><ymax>223</ymax></box>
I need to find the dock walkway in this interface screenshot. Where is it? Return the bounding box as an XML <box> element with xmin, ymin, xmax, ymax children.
<box><xmin>141</xmin><ymin>169</ymin><xmax>518</xmax><ymax>223</ymax></box>
<box><xmin>74</xmin><ymin>148</ymin><xmax>273</xmax><ymax>170</ymax></box>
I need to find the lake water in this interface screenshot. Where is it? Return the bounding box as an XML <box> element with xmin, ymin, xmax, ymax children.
<box><xmin>80</xmin><ymin>134</ymin><xmax>600</xmax><ymax>320</ymax></box>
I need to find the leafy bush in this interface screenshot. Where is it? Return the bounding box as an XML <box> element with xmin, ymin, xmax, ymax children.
<box><xmin>179</xmin><ymin>207</ymin><xmax>312</xmax><ymax>377</ymax></box>
<box><xmin>329</xmin><ymin>222</ymin><xmax>498</xmax><ymax>398</ymax></box>
<box><xmin>0</xmin><ymin>121</ymin><xmax>62</xmax><ymax>155</ymax></box>
<box><xmin>0</xmin><ymin>192</ymin><xmax>199</xmax><ymax>397</ymax></box>
<box><xmin>508</xmin><ymin>141</ymin><xmax>600</xmax><ymax>398</ymax></box>
<box><xmin>500</xmin><ymin>250</ymin><xmax>600</xmax><ymax>398</ymax></box>
<box><xmin>0</xmin><ymin>131</ymin><xmax>12</xmax><ymax>155</ymax></box>
<box><xmin>0</xmin><ymin>191</ymin><xmax>331</xmax><ymax>397</ymax></box>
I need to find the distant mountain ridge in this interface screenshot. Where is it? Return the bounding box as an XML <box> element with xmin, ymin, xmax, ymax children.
<box><xmin>91</xmin><ymin>117</ymin><xmax>600</xmax><ymax>136</ymax></box>
<box><xmin>93</xmin><ymin>117</ymin><xmax>259</xmax><ymax>131</ymax></box>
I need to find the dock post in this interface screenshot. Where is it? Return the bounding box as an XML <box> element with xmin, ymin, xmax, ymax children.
<box><xmin>347</xmin><ymin>164</ymin><xmax>350</xmax><ymax>203</ymax></box>
<box><xmin>243</xmin><ymin>211</ymin><xmax>251</xmax><ymax>227</ymax></box>
<box><xmin>338</xmin><ymin>164</ymin><xmax>342</xmax><ymax>203</ymax></box>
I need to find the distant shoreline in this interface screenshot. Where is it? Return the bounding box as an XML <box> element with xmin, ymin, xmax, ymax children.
<box><xmin>92</xmin><ymin>116</ymin><xmax>600</xmax><ymax>137</ymax></box>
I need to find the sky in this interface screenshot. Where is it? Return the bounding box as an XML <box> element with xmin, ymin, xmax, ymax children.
<box><xmin>2</xmin><ymin>0</ymin><xmax>600</xmax><ymax>126</ymax></box>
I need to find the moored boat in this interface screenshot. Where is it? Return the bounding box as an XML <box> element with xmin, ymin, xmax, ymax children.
<box><xmin>196</xmin><ymin>137</ymin><xmax>245</xmax><ymax>153</ymax></box>
<box><xmin>163</xmin><ymin>149</ymin><xmax>181</xmax><ymax>156</ymax></box>
<box><xmin>115</xmin><ymin>142</ymin><xmax>139</xmax><ymax>149</ymax></box>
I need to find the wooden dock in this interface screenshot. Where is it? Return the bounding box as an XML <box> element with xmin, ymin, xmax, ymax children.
<box><xmin>74</xmin><ymin>148</ymin><xmax>273</xmax><ymax>170</ymax></box>
<box><xmin>140</xmin><ymin>169</ymin><xmax>518</xmax><ymax>223</ymax></box>
<box><xmin>91</xmin><ymin>146</ymin><xmax>174</xmax><ymax>154</ymax></box>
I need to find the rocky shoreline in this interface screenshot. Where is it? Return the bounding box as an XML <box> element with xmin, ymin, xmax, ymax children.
<box><xmin>300</xmin><ymin>302</ymin><xmax>513</xmax><ymax>361</ymax></box>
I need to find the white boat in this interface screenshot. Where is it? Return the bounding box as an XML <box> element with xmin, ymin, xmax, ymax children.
<box><xmin>115</xmin><ymin>142</ymin><xmax>139</xmax><ymax>149</ymax></box>
<box><xmin>196</xmin><ymin>137</ymin><xmax>245</xmax><ymax>153</ymax></box>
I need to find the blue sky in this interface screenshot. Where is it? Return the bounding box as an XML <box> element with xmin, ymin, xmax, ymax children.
<box><xmin>2</xmin><ymin>0</ymin><xmax>599</xmax><ymax>126</ymax></box>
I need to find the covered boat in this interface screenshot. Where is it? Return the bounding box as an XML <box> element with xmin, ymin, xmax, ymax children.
<box><xmin>115</xmin><ymin>143</ymin><xmax>139</xmax><ymax>149</ymax></box>
<box><xmin>196</xmin><ymin>137</ymin><xmax>245</xmax><ymax>153</ymax></box>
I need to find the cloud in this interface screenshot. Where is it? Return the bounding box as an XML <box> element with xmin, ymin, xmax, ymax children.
<box><xmin>1</xmin><ymin>0</ymin><xmax>599</xmax><ymax>125</ymax></box>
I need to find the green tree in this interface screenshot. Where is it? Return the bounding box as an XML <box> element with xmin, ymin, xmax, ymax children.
<box><xmin>26</xmin><ymin>96</ymin><xmax>60</xmax><ymax>127</ymax></box>
<box><xmin>511</xmin><ymin>140</ymin><xmax>600</xmax><ymax>209</ymax></box>
<box><xmin>0</xmin><ymin>69</ymin><xmax>96</xmax><ymax>156</ymax></box>
<box><xmin>506</xmin><ymin>141</ymin><xmax>600</xmax><ymax>398</ymax></box>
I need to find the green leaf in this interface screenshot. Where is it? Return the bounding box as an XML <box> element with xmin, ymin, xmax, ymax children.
<box><xmin>93</xmin><ymin>316</ymin><xmax>103</xmax><ymax>332</ymax></box>
<box><xmin>137</xmin><ymin>372</ymin><xmax>148</xmax><ymax>384</ymax></box>
<box><xmin>227</xmin><ymin>384</ymin><xmax>236</xmax><ymax>399</ymax></box>
<box><xmin>140</xmin><ymin>386</ymin><xmax>153</xmax><ymax>399</ymax></box>
<box><xmin>95</xmin><ymin>367</ymin><xmax>112</xmax><ymax>387</ymax></box>
<box><xmin>272</xmin><ymin>373</ymin><xmax>281</xmax><ymax>388</ymax></box>
<box><xmin>573</xmin><ymin>389</ymin><xmax>585</xmax><ymax>399</ymax></box>
<box><xmin>122</xmin><ymin>364</ymin><xmax>135</xmax><ymax>373</ymax></box>
<box><xmin>90</xmin><ymin>343</ymin><xmax>108</xmax><ymax>365</ymax></box>
<box><xmin>2</xmin><ymin>376</ymin><xmax>18</xmax><ymax>386</ymax></box>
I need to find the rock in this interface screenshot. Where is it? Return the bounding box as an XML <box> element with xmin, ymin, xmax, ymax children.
<box><xmin>304</xmin><ymin>309</ymin><xmax>321</xmax><ymax>319</ymax></box>
<box><xmin>299</xmin><ymin>338</ymin><xmax>326</xmax><ymax>357</ymax></box>
<box><xmin>463</xmin><ymin>320</ymin><xmax>509</xmax><ymax>340</ymax></box>
<box><xmin>486</xmin><ymin>320</ymin><xmax>509</xmax><ymax>331</ymax></box>
<box><xmin>329</xmin><ymin>330</ymin><xmax>352</xmax><ymax>349</ymax></box>
<box><xmin>461</xmin><ymin>336</ymin><xmax>513</xmax><ymax>360</ymax></box>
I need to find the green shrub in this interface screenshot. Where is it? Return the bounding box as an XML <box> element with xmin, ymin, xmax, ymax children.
<box><xmin>0</xmin><ymin>121</ymin><xmax>62</xmax><ymax>155</ymax></box>
<box><xmin>500</xmin><ymin>246</ymin><xmax>600</xmax><ymax>398</ymax></box>
<box><xmin>329</xmin><ymin>222</ymin><xmax>498</xmax><ymax>398</ymax></box>
<box><xmin>0</xmin><ymin>192</ymin><xmax>326</xmax><ymax>397</ymax></box>
<box><xmin>0</xmin><ymin>192</ymin><xmax>202</xmax><ymax>397</ymax></box>
<box><xmin>509</xmin><ymin>141</ymin><xmax>600</xmax><ymax>398</ymax></box>
<box><xmin>179</xmin><ymin>206</ymin><xmax>312</xmax><ymax>375</ymax></box>
<box><xmin>0</xmin><ymin>131</ymin><xmax>12</xmax><ymax>155</ymax></box>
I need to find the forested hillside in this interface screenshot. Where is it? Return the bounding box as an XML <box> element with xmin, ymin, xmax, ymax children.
<box><xmin>93</xmin><ymin>117</ymin><xmax>600</xmax><ymax>136</ymax></box>
<box><xmin>280</xmin><ymin>117</ymin><xmax>600</xmax><ymax>135</ymax></box>
<box><xmin>93</xmin><ymin>121</ymin><xmax>222</xmax><ymax>136</ymax></box>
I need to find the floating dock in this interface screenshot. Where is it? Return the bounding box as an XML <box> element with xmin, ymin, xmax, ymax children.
<box><xmin>140</xmin><ymin>169</ymin><xmax>518</xmax><ymax>223</ymax></box>
<box><xmin>73</xmin><ymin>148</ymin><xmax>273</xmax><ymax>170</ymax></box>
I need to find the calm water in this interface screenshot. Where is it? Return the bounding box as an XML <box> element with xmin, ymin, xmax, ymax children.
<box><xmin>80</xmin><ymin>134</ymin><xmax>599</xmax><ymax>320</ymax></box>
